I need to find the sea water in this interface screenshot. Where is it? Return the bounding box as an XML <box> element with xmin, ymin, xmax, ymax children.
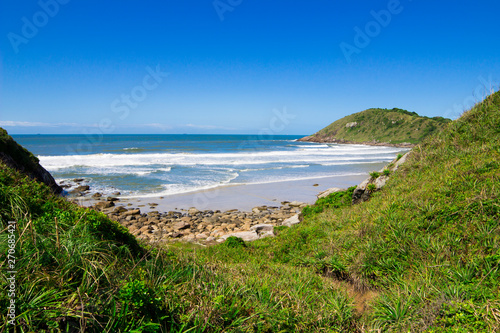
<box><xmin>13</xmin><ymin>134</ymin><xmax>407</xmax><ymax>198</ymax></box>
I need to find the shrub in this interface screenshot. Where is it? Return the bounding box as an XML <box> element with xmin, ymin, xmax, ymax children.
<box><xmin>370</xmin><ymin>171</ymin><xmax>380</xmax><ymax>179</ymax></box>
<box><xmin>223</xmin><ymin>236</ymin><xmax>246</xmax><ymax>248</ymax></box>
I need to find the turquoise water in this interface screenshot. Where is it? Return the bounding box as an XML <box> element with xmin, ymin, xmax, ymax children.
<box><xmin>13</xmin><ymin>134</ymin><xmax>407</xmax><ymax>197</ymax></box>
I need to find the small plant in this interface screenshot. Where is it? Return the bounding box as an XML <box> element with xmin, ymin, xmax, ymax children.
<box><xmin>367</xmin><ymin>184</ymin><xmax>377</xmax><ymax>192</ymax></box>
<box><xmin>383</xmin><ymin>169</ymin><xmax>391</xmax><ymax>176</ymax></box>
<box><xmin>223</xmin><ymin>236</ymin><xmax>246</xmax><ymax>248</ymax></box>
<box><xmin>369</xmin><ymin>171</ymin><xmax>380</xmax><ymax>179</ymax></box>
<box><xmin>396</xmin><ymin>153</ymin><xmax>403</xmax><ymax>160</ymax></box>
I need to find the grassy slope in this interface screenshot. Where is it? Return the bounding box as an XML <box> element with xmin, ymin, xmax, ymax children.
<box><xmin>193</xmin><ymin>93</ymin><xmax>500</xmax><ymax>331</ymax></box>
<box><xmin>305</xmin><ymin>108</ymin><xmax>450</xmax><ymax>144</ymax></box>
<box><xmin>0</xmin><ymin>91</ymin><xmax>498</xmax><ymax>332</ymax></box>
<box><xmin>0</xmin><ymin>128</ymin><xmax>40</xmax><ymax>171</ymax></box>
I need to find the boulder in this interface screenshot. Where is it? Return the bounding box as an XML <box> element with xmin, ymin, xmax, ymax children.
<box><xmin>123</xmin><ymin>209</ymin><xmax>141</xmax><ymax>216</ymax></box>
<box><xmin>173</xmin><ymin>221</ymin><xmax>191</xmax><ymax>231</ymax></box>
<box><xmin>317</xmin><ymin>187</ymin><xmax>344</xmax><ymax>199</ymax></box>
<box><xmin>250</xmin><ymin>224</ymin><xmax>274</xmax><ymax>238</ymax></box>
<box><xmin>72</xmin><ymin>185</ymin><xmax>90</xmax><ymax>193</ymax></box>
<box><xmin>113</xmin><ymin>206</ymin><xmax>128</xmax><ymax>214</ymax></box>
<box><xmin>221</xmin><ymin>231</ymin><xmax>260</xmax><ymax>242</ymax></box>
<box><xmin>282</xmin><ymin>214</ymin><xmax>302</xmax><ymax>227</ymax></box>
<box><xmin>95</xmin><ymin>201</ymin><xmax>114</xmax><ymax>209</ymax></box>
<box><xmin>188</xmin><ymin>207</ymin><xmax>200</xmax><ymax>215</ymax></box>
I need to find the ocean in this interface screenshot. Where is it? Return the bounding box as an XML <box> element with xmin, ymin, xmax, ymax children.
<box><xmin>13</xmin><ymin>134</ymin><xmax>408</xmax><ymax>199</ymax></box>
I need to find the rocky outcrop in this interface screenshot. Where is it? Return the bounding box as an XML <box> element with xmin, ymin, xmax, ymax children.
<box><xmin>0</xmin><ymin>128</ymin><xmax>62</xmax><ymax>194</ymax></box>
<box><xmin>90</xmin><ymin>199</ymin><xmax>306</xmax><ymax>244</ymax></box>
<box><xmin>298</xmin><ymin>135</ymin><xmax>414</xmax><ymax>148</ymax></box>
<box><xmin>352</xmin><ymin>152</ymin><xmax>410</xmax><ymax>204</ymax></box>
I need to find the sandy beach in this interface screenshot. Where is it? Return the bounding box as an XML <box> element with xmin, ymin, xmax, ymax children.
<box><xmin>78</xmin><ymin>173</ymin><xmax>368</xmax><ymax>213</ymax></box>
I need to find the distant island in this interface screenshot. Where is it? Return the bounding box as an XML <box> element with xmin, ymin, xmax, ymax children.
<box><xmin>299</xmin><ymin>108</ymin><xmax>451</xmax><ymax>147</ymax></box>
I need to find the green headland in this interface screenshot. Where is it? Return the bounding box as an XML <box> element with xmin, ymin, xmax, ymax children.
<box><xmin>299</xmin><ymin>108</ymin><xmax>451</xmax><ymax>147</ymax></box>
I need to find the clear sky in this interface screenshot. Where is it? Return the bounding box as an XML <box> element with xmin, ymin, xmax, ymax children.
<box><xmin>1</xmin><ymin>0</ymin><xmax>499</xmax><ymax>135</ymax></box>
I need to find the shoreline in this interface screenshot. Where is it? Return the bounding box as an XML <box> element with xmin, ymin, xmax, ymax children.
<box><xmin>297</xmin><ymin>136</ymin><xmax>416</xmax><ymax>148</ymax></box>
<box><xmin>74</xmin><ymin>173</ymin><xmax>368</xmax><ymax>213</ymax></box>
<box><xmin>69</xmin><ymin>173</ymin><xmax>369</xmax><ymax>243</ymax></box>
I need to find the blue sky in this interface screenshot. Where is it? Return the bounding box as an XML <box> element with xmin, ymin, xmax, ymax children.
<box><xmin>1</xmin><ymin>0</ymin><xmax>499</xmax><ymax>135</ymax></box>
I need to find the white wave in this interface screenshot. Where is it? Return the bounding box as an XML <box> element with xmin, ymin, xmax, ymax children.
<box><xmin>39</xmin><ymin>146</ymin><xmax>402</xmax><ymax>170</ymax></box>
<box><xmin>124</xmin><ymin>172</ymin><xmax>239</xmax><ymax>198</ymax></box>
<box><xmin>239</xmin><ymin>164</ymin><xmax>310</xmax><ymax>172</ymax></box>
<box><xmin>125</xmin><ymin>171</ymin><xmax>368</xmax><ymax>198</ymax></box>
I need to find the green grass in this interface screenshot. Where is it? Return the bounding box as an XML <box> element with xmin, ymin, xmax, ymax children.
<box><xmin>0</xmin><ymin>90</ymin><xmax>499</xmax><ymax>332</ymax></box>
<box><xmin>304</xmin><ymin>107</ymin><xmax>451</xmax><ymax>145</ymax></box>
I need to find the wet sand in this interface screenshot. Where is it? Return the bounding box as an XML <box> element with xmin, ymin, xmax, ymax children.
<box><xmin>90</xmin><ymin>174</ymin><xmax>368</xmax><ymax>213</ymax></box>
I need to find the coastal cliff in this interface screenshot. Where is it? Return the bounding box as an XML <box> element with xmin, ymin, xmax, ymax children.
<box><xmin>299</xmin><ymin>108</ymin><xmax>451</xmax><ymax>147</ymax></box>
<box><xmin>0</xmin><ymin>127</ymin><xmax>62</xmax><ymax>194</ymax></box>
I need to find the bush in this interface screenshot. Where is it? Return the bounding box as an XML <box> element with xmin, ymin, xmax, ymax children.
<box><xmin>223</xmin><ymin>236</ymin><xmax>246</xmax><ymax>248</ymax></box>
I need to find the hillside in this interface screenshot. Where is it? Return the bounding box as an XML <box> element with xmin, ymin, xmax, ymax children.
<box><xmin>0</xmin><ymin>128</ymin><xmax>62</xmax><ymax>193</ymax></box>
<box><xmin>299</xmin><ymin>108</ymin><xmax>451</xmax><ymax>147</ymax></box>
<box><xmin>0</xmin><ymin>91</ymin><xmax>499</xmax><ymax>332</ymax></box>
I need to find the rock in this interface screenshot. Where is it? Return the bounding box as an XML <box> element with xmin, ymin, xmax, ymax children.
<box><xmin>317</xmin><ymin>187</ymin><xmax>344</xmax><ymax>199</ymax></box>
<box><xmin>173</xmin><ymin>222</ymin><xmax>191</xmax><ymax>231</ymax></box>
<box><xmin>171</xmin><ymin>232</ymin><xmax>183</xmax><ymax>238</ymax></box>
<box><xmin>112</xmin><ymin>191</ymin><xmax>121</xmax><ymax>195</ymax></box>
<box><xmin>206</xmin><ymin>236</ymin><xmax>215</xmax><ymax>242</ymax></box>
<box><xmin>107</xmin><ymin>196</ymin><xmax>119</xmax><ymax>202</ymax></box>
<box><xmin>250</xmin><ymin>224</ymin><xmax>274</xmax><ymax>238</ymax></box>
<box><xmin>393</xmin><ymin>152</ymin><xmax>410</xmax><ymax>171</ymax></box>
<box><xmin>196</xmin><ymin>233</ymin><xmax>208</xmax><ymax>240</ymax></box>
<box><xmin>313</xmin><ymin>183</ymin><xmax>319</xmax><ymax>186</ymax></box>
<box><xmin>123</xmin><ymin>209</ymin><xmax>141</xmax><ymax>216</ymax></box>
<box><xmin>188</xmin><ymin>207</ymin><xmax>200</xmax><ymax>215</ymax></box>
<box><xmin>250</xmin><ymin>224</ymin><xmax>274</xmax><ymax>233</ymax></box>
<box><xmin>282</xmin><ymin>214</ymin><xmax>302</xmax><ymax>227</ymax></box>
<box><xmin>374</xmin><ymin>175</ymin><xmax>388</xmax><ymax>189</ymax></box>
<box><xmin>180</xmin><ymin>216</ymin><xmax>192</xmax><ymax>223</ymax></box>
<box><xmin>345</xmin><ymin>121</ymin><xmax>358</xmax><ymax>128</ymax></box>
<box><xmin>221</xmin><ymin>231</ymin><xmax>260</xmax><ymax>242</ymax></box>
<box><xmin>72</xmin><ymin>185</ymin><xmax>90</xmax><ymax>193</ymax></box>
<box><xmin>289</xmin><ymin>201</ymin><xmax>304</xmax><ymax>207</ymax></box>
<box><xmin>92</xmin><ymin>192</ymin><xmax>102</xmax><ymax>198</ymax></box>
<box><xmin>225</xmin><ymin>209</ymin><xmax>239</xmax><ymax>213</ymax></box>
<box><xmin>113</xmin><ymin>206</ymin><xmax>128</xmax><ymax>214</ymax></box>
<box><xmin>73</xmin><ymin>178</ymin><xmax>84</xmax><ymax>183</ymax></box>
<box><xmin>95</xmin><ymin>201</ymin><xmax>114</xmax><ymax>209</ymax></box>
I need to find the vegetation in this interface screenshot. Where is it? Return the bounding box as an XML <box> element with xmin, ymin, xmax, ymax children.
<box><xmin>301</xmin><ymin>107</ymin><xmax>451</xmax><ymax>145</ymax></box>
<box><xmin>0</xmin><ymin>91</ymin><xmax>499</xmax><ymax>331</ymax></box>
<box><xmin>0</xmin><ymin>128</ymin><xmax>40</xmax><ymax>172</ymax></box>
